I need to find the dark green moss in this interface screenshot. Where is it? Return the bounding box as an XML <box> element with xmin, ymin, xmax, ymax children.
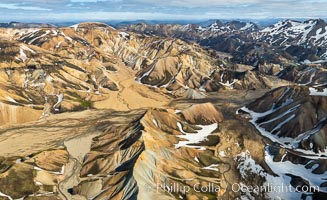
<box><xmin>65</xmin><ymin>91</ymin><xmax>94</xmax><ymax>110</ymax></box>
<box><xmin>0</xmin><ymin>167</ymin><xmax>39</xmax><ymax>199</ymax></box>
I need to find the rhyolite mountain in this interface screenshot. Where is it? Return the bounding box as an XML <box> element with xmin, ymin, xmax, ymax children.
<box><xmin>0</xmin><ymin>22</ymin><xmax>290</xmax><ymax>124</ymax></box>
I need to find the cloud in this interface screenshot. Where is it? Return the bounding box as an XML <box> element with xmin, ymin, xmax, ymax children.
<box><xmin>70</xmin><ymin>0</ymin><xmax>123</xmax><ymax>3</ymax></box>
<box><xmin>0</xmin><ymin>3</ymin><xmax>51</xmax><ymax>11</ymax></box>
<box><xmin>133</xmin><ymin>0</ymin><xmax>259</xmax><ymax>7</ymax></box>
<box><xmin>70</xmin><ymin>0</ymin><xmax>107</xmax><ymax>2</ymax></box>
<box><xmin>0</xmin><ymin>0</ymin><xmax>326</xmax><ymax>21</ymax></box>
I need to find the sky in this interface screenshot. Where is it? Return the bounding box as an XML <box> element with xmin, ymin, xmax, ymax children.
<box><xmin>0</xmin><ymin>0</ymin><xmax>326</xmax><ymax>22</ymax></box>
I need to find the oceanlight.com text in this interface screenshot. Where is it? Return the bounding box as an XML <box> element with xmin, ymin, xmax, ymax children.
<box><xmin>144</xmin><ymin>181</ymin><xmax>319</xmax><ymax>194</ymax></box>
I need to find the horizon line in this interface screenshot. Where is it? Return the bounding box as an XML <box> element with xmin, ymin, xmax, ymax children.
<box><xmin>0</xmin><ymin>17</ymin><xmax>326</xmax><ymax>24</ymax></box>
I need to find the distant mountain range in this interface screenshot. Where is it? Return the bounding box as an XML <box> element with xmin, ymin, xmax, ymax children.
<box><xmin>3</xmin><ymin>18</ymin><xmax>326</xmax><ymax>68</ymax></box>
<box><xmin>120</xmin><ymin>18</ymin><xmax>327</xmax><ymax>64</ymax></box>
<box><xmin>2</xmin><ymin>18</ymin><xmax>326</xmax><ymax>28</ymax></box>
<box><xmin>0</xmin><ymin>21</ymin><xmax>56</xmax><ymax>28</ymax></box>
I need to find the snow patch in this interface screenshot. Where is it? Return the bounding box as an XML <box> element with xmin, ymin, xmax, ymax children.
<box><xmin>60</xmin><ymin>31</ymin><xmax>73</xmax><ymax>42</ymax></box>
<box><xmin>21</xmin><ymin>45</ymin><xmax>35</xmax><ymax>53</ymax></box>
<box><xmin>53</xmin><ymin>93</ymin><xmax>64</xmax><ymax>111</ymax></box>
<box><xmin>175</xmin><ymin>122</ymin><xmax>217</xmax><ymax>150</ymax></box>
<box><xmin>152</xmin><ymin>118</ymin><xmax>158</xmax><ymax>127</ymax></box>
<box><xmin>35</xmin><ymin>181</ymin><xmax>43</xmax><ymax>186</ymax></box>
<box><xmin>137</xmin><ymin>64</ymin><xmax>156</xmax><ymax>83</ymax></box>
<box><xmin>0</xmin><ymin>191</ymin><xmax>13</xmax><ymax>200</ymax></box>
<box><xmin>236</xmin><ymin>150</ymin><xmax>265</xmax><ymax>179</ymax></box>
<box><xmin>6</xmin><ymin>96</ymin><xmax>18</xmax><ymax>104</ymax></box>
<box><xmin>202</xmin><ymin>164</ymin><xmax>219</xmax><ymax>172</ymax></box>
<box><xmin>236</xmin><ymin>149</ymin><xmax>302</xmax><ymax>199</ymax></box>
<box><xmin>28</xmin><ymin>30</ymin><xmax>51</xmax><ymax>44</ymax></box>
<box><xmin>219</xmin><ymin>150</ymin><xmax>226</xmax><ymax>157</ymax></box>
<box><xmin>175</xmin><ymin>109</ymin><xmax>182</xmax><ymax>114</ymax></box>
<box><xmin>20</xmin><ymin>47</ymin><xmax>27</xmax><ymax>62</ymax></box>
<box><xmin>240</xmin><ymin>23</ymin><xmax>253</xmax><ymax>31</ymax></box>
<box><xmin>238</xmin><ymin>99</ymin><xmax>301</xmax><ymax>146</ymax></box>
<box><xmin>70</xmin><ymin>24</ymin><xmax>79</xmax><ymax>31</ymax></box>
<box><xmin>309</xmin><ymin>87</ymin><xmax>327</xmax><ymax>96</ymax></box>
<box><xmin>265</xmin><ymin>147</ymin><xmax>326</xmax><ymax>194</ymax></box>
<box><xmin>119</xmin><ymin>32</ymin><xmax>130</xmax><ymax>39</ymax></box>
<box><xmin>55</xmin><ymin>41</ymin><xmax>62</xmax><ymax>49</ymax></box>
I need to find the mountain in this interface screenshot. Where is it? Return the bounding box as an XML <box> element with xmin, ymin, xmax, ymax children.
<box><xmin>0</xmin><ymin>22</ymin><xmax>217</xmax><ymax>123</ymax></box>
<box><xmin>278</xmin><ymin>64</ymin><xmax>327</xmax><ymax>87</ymax></box>
<box><xmin>0</xmin><ymin>103</ymin><xmax>266</xmax><ymax>200</ymax></box>
<box><xmin>119</xmin><ymin>20</ymin><xmax>259</xmax><ymax>42</ymax></box>
<box><xmin>238</xmin><ymin>85</ymin><xmax>327</xmax><ymax>199</ymax></box>
<box><xmin>0</xmin><ymin>22</ymin><xmax>285</xmax><ymax>125</ymax></box>
<box><xmin>258</xmin><ymin>19</ymin><xmax>327</xmax><ymax>60</ymax></box>
<box><xmin>121</xmin><ymin>19</ymin><xmax>327</xmax><ymax>65</ymax></box>
<box><xmin>0</xmin><ymin>21</ymin><xmax>56</xmax><ymax>28</ymax></box>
